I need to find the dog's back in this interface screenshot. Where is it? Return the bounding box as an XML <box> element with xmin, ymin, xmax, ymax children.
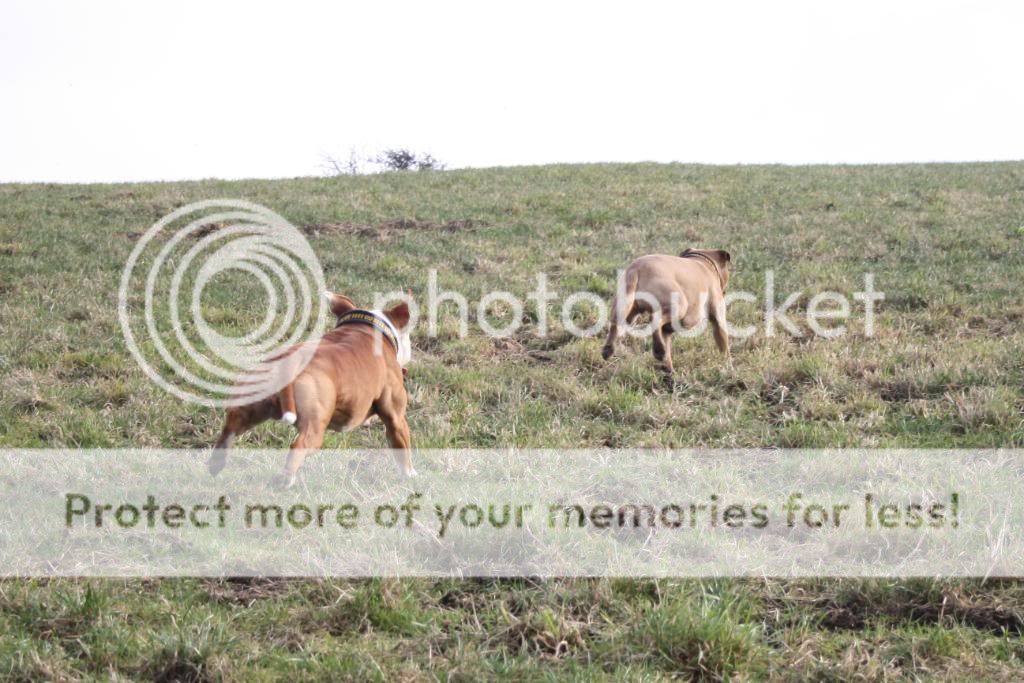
<box><xmin>209</xmin><ymin>296</ymin><xmax>416</xmax><ymax>487</ymax></box>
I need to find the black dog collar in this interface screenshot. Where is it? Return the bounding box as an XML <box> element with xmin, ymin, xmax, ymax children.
<box><xmin>334</xmin><ymin>309</ymin><xmax>400</xmax><ymax>351</ymax></box>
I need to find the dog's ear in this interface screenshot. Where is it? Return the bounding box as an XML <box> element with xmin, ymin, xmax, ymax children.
<box><xmin>385</xmin><ymin>301</ymin><xmax>412</xmax><ymax>331</ymax></box>
<box><xmin>323</xmin><ymin>291</ymin><xmax>356</xmax><ymax>317</ymax></box>
<box><xmin>709</xmin><ymin>250</ymin><xmax>731</xmax><ymax>291</ymax></box>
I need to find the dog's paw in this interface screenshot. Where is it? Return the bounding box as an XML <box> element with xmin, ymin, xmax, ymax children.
<box><xmin>208</xmin><ymin>453</ymin><xmax>227</xmax><ymax>476</ymax></box>
<box><xmin>402</xmin><ymin>466</ymin><xmax>419</xmax><ymax>479</ymax></box>
<box><xmin>270</xmin><ymin>471</ymin><xmax>296</xmax><ymax>490</ymax></box>
<box><xmin>601</xmin><ymin>345</ymin><xmax>613</xmax><ymax>360</ymax></box>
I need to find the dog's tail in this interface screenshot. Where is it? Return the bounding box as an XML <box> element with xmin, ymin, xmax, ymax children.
<box><xmin>278</xmin><ymin>382</ymin><xmax>297</xmax><ymax>425</ymax></box>
<box><xmin>263</xmin><ymin>345</ymin><xmax>307</xmax><ymax>426</ymax></box>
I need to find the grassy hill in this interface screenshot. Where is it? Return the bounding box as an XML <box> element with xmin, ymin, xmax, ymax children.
<box><xmin>1</xmin><ymin>163</ymin><xmax>1023</xmax><ymax>679</ymax></box>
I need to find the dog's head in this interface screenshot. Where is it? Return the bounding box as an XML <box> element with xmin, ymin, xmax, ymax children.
<box><xmin>324</xmin><ymin>291</ymin><xmax>413</xmax><ymax>368</ymax></box>
<box><xmin>679</xmin><ymin>248</ymin><xmax>731</xmax><ymax>291</ymax></box>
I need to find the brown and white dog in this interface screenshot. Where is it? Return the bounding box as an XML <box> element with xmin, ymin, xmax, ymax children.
<box><xmin>208</xmin><ymin>292</ymin><xmax>414</xmax><ymax>488</ymax></box>
<box><xmin>602</xmin><ymin>248</ymin><xmax>732</xmax><ymax>380</ymax></box>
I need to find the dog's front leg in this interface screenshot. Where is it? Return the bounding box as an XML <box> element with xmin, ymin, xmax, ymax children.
<box><xmin>709</xmin><ymin>302</ymin><xmax>733</xmax><ymax>369</ymax></box>
<box><xmin>382</xmin><ymin>413</ymin><xmax>416</xmax><ymax>478</ymax></box>
<box><xmin>652</xmin><ymin>324</ymin><xmax>675</xmax><ymax>389</ymax></box>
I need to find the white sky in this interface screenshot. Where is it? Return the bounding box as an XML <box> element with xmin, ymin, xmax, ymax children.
<box><xmin>1</xmin><ymin>1</ymin><xmax>1021</xmax><ymax>183</ymax></box>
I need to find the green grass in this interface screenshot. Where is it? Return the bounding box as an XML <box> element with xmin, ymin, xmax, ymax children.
<box><xmin>1</xmin><ymin>162</ymin><xmax>1024</xmax><ymax>679</ymax></box>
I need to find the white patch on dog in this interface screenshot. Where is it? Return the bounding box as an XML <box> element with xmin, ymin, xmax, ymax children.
<box><xmin>281</xmin><ymin>411</ymin><xmax>297</xmax><ymax>425</ymax></box>
<box><xmin>373</xmin><ymin>309</ymin><xmax>413</xmax><ymax>367</ymax></box>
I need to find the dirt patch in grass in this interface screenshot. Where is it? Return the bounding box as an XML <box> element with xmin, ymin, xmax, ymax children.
<box><xmin>203</xmin><ymin>577</ymin><xmax>295</xmax><ymax>606</ymax></box>
<box><xmin>151</xmin><ymin>660</ymin><xmax>209</xmax><ymax>683</ymax></box>
<box><xmin>823</xmin><ymin>598</ymin><xmax>1021</xmax><ymax>634</ymax></box>
<box><xmin>191</xmin><ymin>222</ymin><xmax>227</xmax><ymax>239</ymax></box>
<box><xmin>967</xmin><ymin>306</ymin><xmax>1024</xmax><ymax>336</ymax></box>
<box><xmin>882</xmin><ymin>293</ymin><xmax>929</xmax><ymax>311</ymax></box>
<box><xmin>0</xmin><ymin>242</ymin><xmax>21</xmax><ymax>255</ymax></box>
<box><xmin>123</xmin><ymin>217</ymin><xmax>482</xmax><ymax>242</ymax></box>
<box><xmin>873</xmin><ymin>379</ymin><xmax>946</xmax><ymax>403</ymax></box>
<box><xmin>771</xmin><ymin>585</ymin><xmax>1024</xmax><ymax>635</ymax></box>
<box><xmin>302</xmin><ymin>217</ymin><xmax>483</xmax><ymax>239</ymax></box>
<box><xmin>487</xmin><ymin>330</ymin><xmax>579</xmax><ymax>363</ymax></box>
<box><xmin>123</xmin><ymin>223</ymin><xmax>226</xmax><ymax>241</ymax></box>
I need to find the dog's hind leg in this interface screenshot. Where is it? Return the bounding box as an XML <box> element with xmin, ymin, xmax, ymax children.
<box><xmin>273</xmin><ymin>379</ymin><xmax>332</xmax><ymax>489</ymax></box>
<box><xmin>273</xmin><ymin>422</ymin><xmax>327</xmax><ymax>490</ymax></box>
<box><xmin>602</xmin><ymin>270</ymin><xmax>639</xmax><ymax>360</ymax></box>
<box><xmin>209</xmin><ymin>426</ymin><xmax>235</xmax><ymax>475</ymax></box>
<box><xmin>601</xmin><ymin>319</ymin><xmax>619</xmax><ymax>360</ymax></box>
<box><xmin>602</xmin><ymin>302</ymin><xmax>631</xmax><ymax>359</ymax></box>
<box><xmin>601</xmin><ymin>302</ymin><xmax>627</xmax><ymax>360</ymax></box>
<box><xmin>276</xmin><ymin>411</ymin><xmax>327</xmax><ymax>491</ymax></box>
<box><xmin>209</xmin><ymin>400</ymin><xmax>274</xmax><ymax>475</ymax></box>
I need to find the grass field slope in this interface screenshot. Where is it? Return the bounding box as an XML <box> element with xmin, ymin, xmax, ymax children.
<box><xmin>1</xmin><ymin>163</ymin><xmax>1023</xmax><ymax>680</ymax></box>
